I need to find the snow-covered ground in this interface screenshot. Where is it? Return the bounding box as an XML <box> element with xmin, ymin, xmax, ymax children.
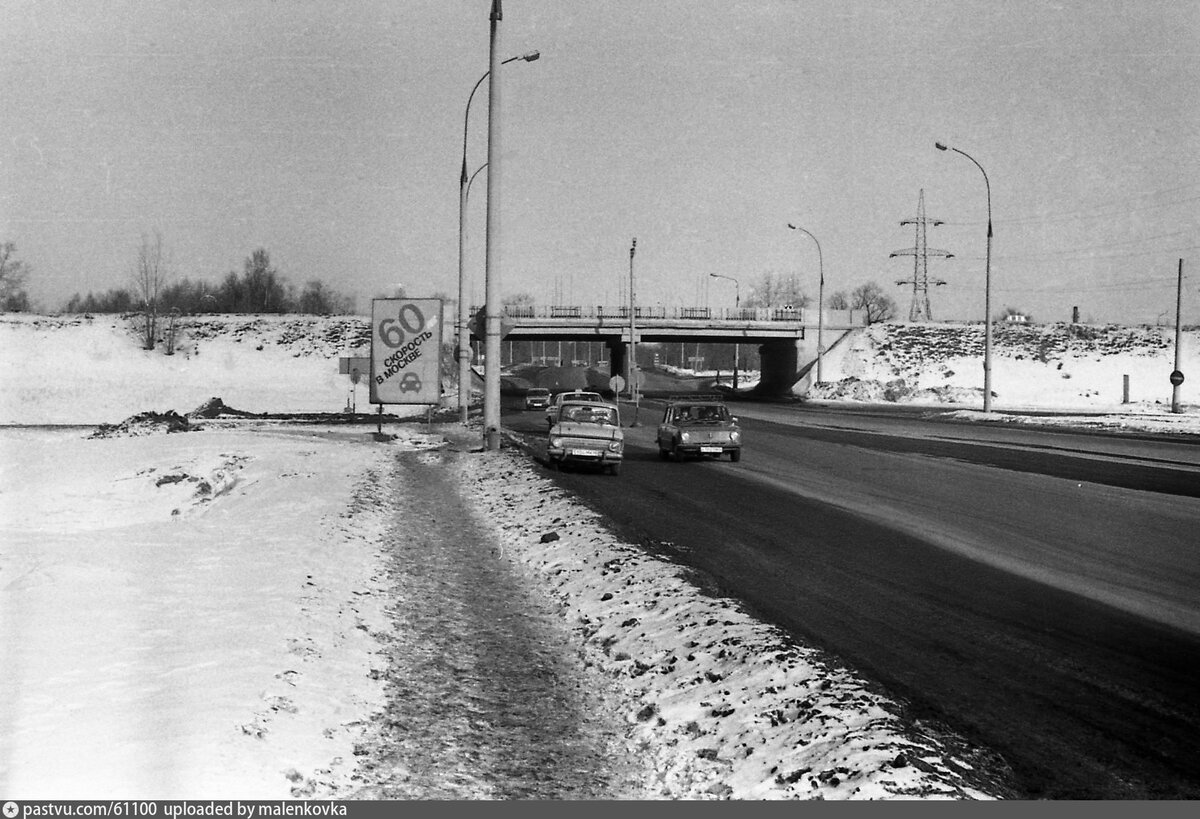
<box><xmin>1</xmin><ymin>314</ymin><xmax>1197</xmax><ymax>800</ymax></box>
<box><xmin>807</xmin><ymin>321</ymin><xmax>1200</xmax><ymax>434</ymax></box>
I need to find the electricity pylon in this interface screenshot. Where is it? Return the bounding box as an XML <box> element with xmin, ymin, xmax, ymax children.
<box><xmin>889</xmin><ymin>189</ymin><xmax>953</xmax><ymax>322</ymax></box>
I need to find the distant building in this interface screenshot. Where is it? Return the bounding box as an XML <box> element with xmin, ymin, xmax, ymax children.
<box><xmin>1004</xmin><ymin>313</ymin><xmax>1028</xmax><ymax>324</ymax></box>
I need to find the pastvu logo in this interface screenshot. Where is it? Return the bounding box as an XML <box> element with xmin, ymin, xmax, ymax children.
<box><xmin>3</xmin><ymin>801</ymin><xmax>19</xmax><ymax>819</ymax></box>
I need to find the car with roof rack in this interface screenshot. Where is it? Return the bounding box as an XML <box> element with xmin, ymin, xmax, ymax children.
<box><xmin>656</xmin><ymin>396</ymin><xmax>742</xmax><ymax>462</ymax></box>
<box><xmin>546</xmin><ymin>400</ymin><xmax>624</xmax><ymax>475</ymax></box>
<box><xmin>545</xmin><ymin>389</ymin><xmax>606</xmax><ymax>426</ymax></box>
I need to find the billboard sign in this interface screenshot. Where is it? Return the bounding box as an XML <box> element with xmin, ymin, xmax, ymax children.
<box><xmin>370</xmin><ymin>298</ymin><xmax>443</xmax><ymax>405</ymax></box>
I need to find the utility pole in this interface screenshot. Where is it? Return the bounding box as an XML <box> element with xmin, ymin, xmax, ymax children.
<box><xmin>1172</xmin><ymin>259</ymin><xmax>1185</xmax><ymax>413</ymax></box>
<box><xmin>628</xmin><ymin>237</ymin><xmax>640</xmax><ymax>426</ymax></box>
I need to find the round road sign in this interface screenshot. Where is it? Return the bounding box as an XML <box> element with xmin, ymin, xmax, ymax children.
<box><xmin>1170</xmin><ymin>370</ymin><xmax>1185</xmax><ymax>386</ymax></box>
<box><xmin>609</xmin><ymin>375</ymin><xmax>626</xmax><ymax>394</ymax></box>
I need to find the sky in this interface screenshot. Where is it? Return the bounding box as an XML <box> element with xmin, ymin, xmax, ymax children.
<box><xmin>3</xmin><ymin>0</ymin><xmax>1200</xmax><ymax>324</ymax></box>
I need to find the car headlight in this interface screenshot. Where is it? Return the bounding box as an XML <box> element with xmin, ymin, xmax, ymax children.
<box><xmin>550</xmin><ymin>437</ymin><xmax>564</xmax><ymax>448</ymax></box>
<box><xmin>607</xmin><ymin>440</ymin><xmax>622</xmax><ymax>452</ymax></box>
<box><xmin>680</xmin><ymin>431</ymin><xmax>691</xmax><ymax>442</ymax></box>
<box><xmin>729</xmin><ymin>430</ymin><xmax>740</xmax><ymax>442</ymax></box>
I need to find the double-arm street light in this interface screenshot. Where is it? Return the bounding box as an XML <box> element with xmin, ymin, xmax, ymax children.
<box><xmin>456</xmin><ymin>46</ymin><xmax>539</xmax><ymax>426</ymax></box>
<box><xmin>709</xmin><ymin>273</ymin><xmax>741</xmax><ymax>389</ymax></box>
<box><xmin>935</xmin><ymin>141</ymin><xmax>992</xmax><ymax>413</ymax></box>
<box><xmin>786</xmin><ymin>224</ymin><xmax>824</xmax><ymax>384</ymax></box>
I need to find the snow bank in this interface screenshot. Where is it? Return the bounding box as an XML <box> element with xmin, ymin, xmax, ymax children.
<box><xmin>449</xmin><ymin>445</ymin><xmax>1008</xmax><ymax>800</ymax></box>
<box><xmin>814</xmin><ymin>322</ymin><xmax>1199</xmax><ymax>412</ymax></box>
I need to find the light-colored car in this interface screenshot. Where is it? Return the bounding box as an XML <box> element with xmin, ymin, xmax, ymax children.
<box><xmin>656</xmin><ymin>400</ymin><xmax>742</xmax><ymax>462</ymax></box>
<box><xmin>546</xmin><ymin>400</ymin><xmax>624</xmax><ymax>475</ymax></box>
<box><xmin>524</xmin><ymin>387</ymin><xmax>551</xmax><ymax>410</ymax></box>
<box><xmin>545</xmin><ymin>390</ymin><xmax>605</xmax><ymax>426</ymax></box>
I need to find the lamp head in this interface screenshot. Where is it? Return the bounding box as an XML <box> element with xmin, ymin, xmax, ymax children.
<box><xmin>523</xmin><ymin>51</ymin><xmax>541</xmax><ymax>62</ymax></box>
<box><xmin>935</xmin><ymin>142</ymin><xmax>948</xmax><ymax>151</ymax></box>
<box><xmin>786</xmin><ymin>223</ymin><xmax>796</xmax><ymax>230</ymax></box>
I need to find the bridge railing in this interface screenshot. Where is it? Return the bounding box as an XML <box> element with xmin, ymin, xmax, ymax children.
<box><xmin>471</xmin><ymin>305</ymin><xmax>865</xmax><ymax>324</ymax></box>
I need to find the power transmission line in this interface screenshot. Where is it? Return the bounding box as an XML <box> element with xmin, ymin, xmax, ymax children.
<box><xmin>942</xmin><ymin>181</ymin><xmax>1200</xmax><ymax>227</ymax></box>
<box><xmin>954</xmin><ymin>242</ymin><xmax>1200</xmax><ymax>263</ymax></box>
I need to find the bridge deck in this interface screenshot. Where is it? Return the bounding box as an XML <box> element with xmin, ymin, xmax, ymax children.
<box><xmin>469</xmin><ymin>304</ymin><xmax>865</xmax><ymax>342</ymax></box>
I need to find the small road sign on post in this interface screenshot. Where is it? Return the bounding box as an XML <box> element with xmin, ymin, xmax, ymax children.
<box><xmin>1170</xmin><ymin>370</ymin><xmax>1184</xmax><ymax>387</ymax></box>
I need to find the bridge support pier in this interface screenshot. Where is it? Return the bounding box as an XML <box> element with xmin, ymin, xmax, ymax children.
<box><xmin>753</xmin><ymin>340</ymin><xmax>800</xmax><ymax>397</ymax></box>
<box><xmin>607</xmin><ymin>341</ymin><xmax>627</xmax><ymax>393</ymax></box>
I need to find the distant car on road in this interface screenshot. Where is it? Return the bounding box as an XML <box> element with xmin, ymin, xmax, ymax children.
<box><xmin>547</xmin><ymin>400</ymin><xmax>624</xmax><ymax>475</ymax></box>
<box><xmin>545</xmin><ymin>390</ymin><xmax>605</xmax><ymax>426</ymax></box>
<box><xmin>524</xmin><ymin>387</ymin><xmax>551</xmax><ymax>410</ymax></box>
<box><xmin>656</xmin><ymin>398</ymin><xmax>742</xmax><ymax>462</ymax></box>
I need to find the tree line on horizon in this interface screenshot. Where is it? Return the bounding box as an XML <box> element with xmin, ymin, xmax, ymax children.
<box><xmin>63</xmin><ymin>246</ymin><xmax>356</xmax><ymax>318</ymax></box>
<box><xmin>3</xmin><ymin>238</ymin><xmax>360</xmax><ymax>319</ymax></box>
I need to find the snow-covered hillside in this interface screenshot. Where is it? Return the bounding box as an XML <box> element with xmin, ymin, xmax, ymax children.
<box><xmin>0</xmin><ymin>313</ymin><xmax>393</xmax><ymax>425</ymax></box>
<box><xmin>813</xmin><ymin>321</ymin><xmax>1198</xmax><ymax>411</ymax></box>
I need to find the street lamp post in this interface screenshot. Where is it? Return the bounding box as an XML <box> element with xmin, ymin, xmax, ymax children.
<box><xmin>786</xmin><ymin>224</ymin><xmax>824</xmax><ymax>384</ymax></box>
<box><xmin>709</xmin><ymin>273</ymin><xmax>741</xmax><ymax>389</ymax></box>
<box><xmin>461</xmin><ymin>162</ymin><xmax>487</xmax><ymax>369</ymax></box>
<box><xmin>457</xmin><ymin>38</ymin><xmax>539</xmax><ymax>430</ymax></box>
<box><xmin>628</xmin><ymin>238</ymin><xmax>640</xmax><ymax>426</ymax></box>
<box><xmin>936</xmin><ymin>141</ymin><xmax>992</xmax><ymax>413</ymax></box>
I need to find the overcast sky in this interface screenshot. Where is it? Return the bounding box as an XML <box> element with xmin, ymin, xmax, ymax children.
<box><xmin>3</xmin><ymin>0</ymin><xmax>1199</xmax><ymax>324</ymax></box>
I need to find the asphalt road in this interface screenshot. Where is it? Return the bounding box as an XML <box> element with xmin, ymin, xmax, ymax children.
<box><xmin>503</xmin><ymin>396</ymin><xmax>1200</xmax><ymax>799</ymax></box>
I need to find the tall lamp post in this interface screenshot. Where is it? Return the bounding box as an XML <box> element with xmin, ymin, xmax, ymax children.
<box><xmin>786</xmin><ymin>224</ymin><xmax>824</xmax><ymax>384</ymax></box>
<box><xmin>628</xmin><ymin>238</ymin><xmax>640</xmax><ymax>426</ymax></box>
<box><xmin>936</xmin><ymin>141</ymin><xmax>992</xmax><ymax>413</ymax></box>
<box><xmin>457</xmin><ymin>42</ymin><xmax>539</xmax><ymax>428</ymax></box>
<box><xmin>709</xmin><ymin>273</ymin><xmax>741</xmax><ymax>388</ymax></box>
<box><xmin>461</xmin><ymin>162</ymin><xmax>487</xmax><ymax>368</ymax></box>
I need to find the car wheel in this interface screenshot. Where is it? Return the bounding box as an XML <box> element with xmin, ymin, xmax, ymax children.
<box><xmin>730</xmin><ymin>449</ymin><xmax>741</xmax><ymax>463</ymax></box>
<box><xmin>608</xmin><ymin>463</ymin><xmax>621</xmax><ymax>476</ymax></box>
<box><xmin>671</xmin><ymin>444</ymin><xmax>683</xmax><ymax>463</ymax></box>
<box><xmin>658</xmin><ymin>447</ymin><xmax>669</xmax><ymax>460</ymax></box>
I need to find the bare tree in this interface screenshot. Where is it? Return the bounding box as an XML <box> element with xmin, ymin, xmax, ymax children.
<box><xmin>240</xmin><ymin>249</ymin><xmax>287</xmax><ymax>313</ymax></box>
<box><xmin>1</xmin><ymin>242</ymin><xmax>32</xmax><ymax>311</ymax></box>
<box><xmin>503</xmin><ymin>291</ymin><xmax>535</xmax><ymax>316</ymax></box>
<box><xmin>826</xmin><ymin>290</ymin><xmax>850</xmax><ymax>310</ymax></box>
<box><xmin>850</xmin><ymin>281</ymin><xmax>897</xmax><ymax>324</ymax></box>
<box><xmin>744</xmin><ymin>272</ymin><xmax>810</xmax><ymax>309</ymax></box>
<box><xmin>132</xmin><ymin>231</ymin><xmax>171</xmax><ymax>349</ymax></box>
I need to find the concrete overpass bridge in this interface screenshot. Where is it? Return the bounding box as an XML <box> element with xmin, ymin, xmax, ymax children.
<box><xmin>468</xmin><ymin>304</ymin><xmax>867</xmax><ymax>394</ymax></box>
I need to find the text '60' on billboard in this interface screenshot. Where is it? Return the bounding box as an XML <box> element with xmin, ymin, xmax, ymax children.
<box><xmin>370</xmin><ymin>298</ymin><xmax>443</xmax><ymax>405</ymax></box>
